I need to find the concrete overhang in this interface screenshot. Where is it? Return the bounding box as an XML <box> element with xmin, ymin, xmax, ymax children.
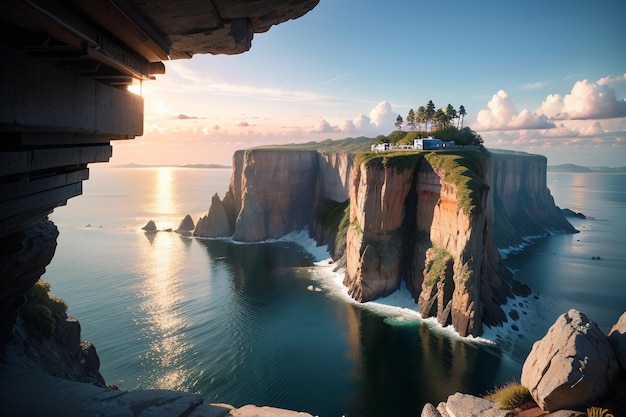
<box><xmin>1</xmin><ymin>0</ymin><xmax>320</xmax><ymax>82</ymax></box>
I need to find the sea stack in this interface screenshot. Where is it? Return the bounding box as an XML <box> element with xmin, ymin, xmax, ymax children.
<box><xmin>142</xmin><ymin>220</ymin><xmax>157</xmax><ymax>232</ymax></box>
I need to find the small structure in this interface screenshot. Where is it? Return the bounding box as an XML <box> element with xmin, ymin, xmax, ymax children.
<box><xmin>413</xmin><ymin>137</ymin><xmax>447</xmax><ymax>150</ymax></box>
<box><xmin>370</xmin><ymin>142</ymin><xmax>390</xmax><ymax>152</ymax></box>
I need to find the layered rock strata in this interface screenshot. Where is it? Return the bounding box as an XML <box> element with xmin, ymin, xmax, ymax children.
<box><xmin>196</xmin><ymin>148</ymin><xmax>575</xmax><ymax>336</ymax></box>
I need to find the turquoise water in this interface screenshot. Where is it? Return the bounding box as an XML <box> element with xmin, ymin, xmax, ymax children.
<box><xmin>45</xmin><ymin>167</ymin><xmax>626</xmax><ymax>417</ymax></box>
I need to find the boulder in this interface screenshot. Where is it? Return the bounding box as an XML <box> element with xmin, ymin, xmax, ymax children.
<box><xmin>421</xmin><ymin>403</ymin><xmax>442</xmax><ymax>417</ymax></box>
<box><xmin>229</xmin><ymin>405</ymin><xmax>314</xmax><ymax>417</ymax></box>
<box><xmin>607</xmin><ymin>311</ymin><xmax>626</xmax><ymax>371</ymax></box>
<box><xmin>441</xmin><ymin>393</ymin><xmax>511</xmax><ymax>417</ymax></box>
<box><xmin>521</xmin><ymin>309</ymin><xmax>620</xmax><ymax>411</ymax></box>
<box><xmin>142</xmin><ymin>220</ymin><xmax>157</xmax><ymax>231</ymax></box>
<box><xmin>176</xmin><ymin>214</ymin><xmax>195</xmax><ymax>232</ymax></box>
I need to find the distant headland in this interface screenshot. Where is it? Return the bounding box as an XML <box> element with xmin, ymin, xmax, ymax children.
<box><xmin>112</xmin><ymin>162</ymin><xmax>231</xmax><ymax>169</ymax></box>
<box><xmin>547</xmin><ymin>163</ymin><xmax>626</xmax><ymax>173</ymax></box>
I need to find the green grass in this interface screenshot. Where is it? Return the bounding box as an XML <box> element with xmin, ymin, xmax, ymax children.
<box><xmin>20</xmin><ymin>280</ymin><xmax>68</xmax><ymax>337</ymax></box>
<box><xmin>485</xmin><ymin>381</ymin><xmax>534</xmax><ymax>409</ymax></box>
<box><xmin>315</xmin><ymin>199</ymin><xmax>351</xmax><ymax>257</ymax></box>
<box><xmin>253</xmin><ymin>136</ymin><xmax>374</xmax><ymax>153</ymax></box>
<box><xmin>355</xmin><ymin>151</ymin><xmax>425</xmax><ymax>172</ymax></box>
<box><xmin>424</xmin><ymin>151</ymin><xmax>489</xmax><ymax>215</ymax></box>
<box><xmin>425</xmin><ymin>247</ymin><xmax>453</xmax><ymax>286</ymax></box>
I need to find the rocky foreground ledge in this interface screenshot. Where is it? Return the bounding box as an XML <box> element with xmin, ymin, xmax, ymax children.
<box><xmin>422</xmin><ymin>309</ymin><xmax>626</xmax><ymax>417</ymax></box>
<box><xmin>0</xmin><ymin>364</ymin><xmax>314</xmax><ymax>417</ymax></box>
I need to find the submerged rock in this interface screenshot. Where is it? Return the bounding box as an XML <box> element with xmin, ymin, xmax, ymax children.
<box><xmin>521</xmin><ymin>309</ymin><xmax>619</xmax><ymax>411</ymax></box>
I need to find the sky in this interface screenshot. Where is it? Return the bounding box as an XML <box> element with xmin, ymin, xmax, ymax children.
<box><xmin>112</xmin><ymin>0</ymin><xmax>626</xmax><ymax>167</ymax></box>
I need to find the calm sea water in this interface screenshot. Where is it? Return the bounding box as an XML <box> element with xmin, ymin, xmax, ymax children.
<box><xmin>45</xmin><ymin>166</ymin><xmax>626</xmax><ymax>417</ymax></box>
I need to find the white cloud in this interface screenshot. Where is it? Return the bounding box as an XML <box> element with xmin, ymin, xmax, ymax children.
<box><xmin>338</xmin><ymin>101</ymin><xmax>398</xmax><ymax>136</ymax></box>
<box><xmin>537</xmin><ymin>78</ymin><xmax>626</xmax><ymax>120</ymax></box>
<box><xmin>475</xmin><ymin>90</ymin><xmax>555</xmax><ymax>131</ymax></box>
<box><xmin>310</xmin><ymin>118</ymin><xmax>339</xmax><ymax>133</ymax></box>
<box><xmin>520</xmin><ymin>80</ymin><xmax>552</xmax><ymax>90</ymax></box>
<box><xmin>580</xmin><ymin>121</ymin><xmax>604</xmax><ymax>136</ymax></box>
<box><xmin>369</xmin><ymin>101</ymin><xmax>397</xmax><ymax>128</ymax></box>
<box><xmin>597</xmin><ymin>73</ymin><xmax>626</xmax><ymax>86</ymax></box>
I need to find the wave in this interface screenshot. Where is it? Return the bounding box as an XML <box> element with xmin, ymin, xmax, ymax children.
<box><xmin>199</xmin><ymin>228</ymin><xmax>525</xmax><ymax>346</ymax></box>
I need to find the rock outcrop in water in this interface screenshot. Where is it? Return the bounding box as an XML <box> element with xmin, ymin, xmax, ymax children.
<box><xmin>195</xmin><ymin>148</ymin><xmax>575</xmax><ymax>337</ymax></box>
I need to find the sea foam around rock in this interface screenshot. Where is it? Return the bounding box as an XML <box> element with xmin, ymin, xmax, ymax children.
<box><xmin>200</xmin><ymin>228</ymin><xmax>528</xmax><ymax>346</ymax></box>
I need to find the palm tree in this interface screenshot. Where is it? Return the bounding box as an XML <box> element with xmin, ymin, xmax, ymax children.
<box><xmin>458</xmin><ymin>105</ymin><xmax>467</xmax><ymax>129</ymax></box>
<box><xmin>446</xmin><ymin>104</ymin><xmax>457</xmax><ymax>128</ymax></box>
<box><xmin>433</xmin><ymin>108</ymin><xmax>448</xmax><ymax>130</ymax></box>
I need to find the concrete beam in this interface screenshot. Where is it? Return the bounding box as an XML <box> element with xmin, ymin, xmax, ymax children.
<box><xmin>0</xmin><ymin>145</ymin><xmax>112</xmax><ymax>176</ymax></box>
<box><xmin>0</xmin><ymin>46</ymin><xmax>143</xmax><ymax>137</ymax></box>
<box><xmin>0</xmin><ymin>183</ymin><xmax>82</xmax><ymax>224</ymax></box>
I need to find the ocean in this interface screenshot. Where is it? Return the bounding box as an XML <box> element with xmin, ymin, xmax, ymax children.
<box><xmin>45</xmin><ymin>166</ymin><xmax>626</xmax><ymax>417</ymax></box>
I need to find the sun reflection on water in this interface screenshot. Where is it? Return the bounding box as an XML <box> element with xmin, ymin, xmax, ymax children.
<box><xmin>136</xmin><ymin>231</ymin><xmax>193</xmax><ymax>390</ymax></box>
<box><xmin>149</xmin><ymin>167</ymin><xmax>182</xmax><ymax>230</ymax></box>
<box><xmin>134</xmin><ymin>167</ymin><xmax>194</xmax><ymax>390</ymax></box>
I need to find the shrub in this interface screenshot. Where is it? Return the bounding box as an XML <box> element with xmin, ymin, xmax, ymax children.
<box><xmin>424</xmin><ymin>151</ymin><xmax>489</xmax><ymax>215</ymax></box>
<box><xmin>20</xmin><ymin>280</ymin><xmax>68</xmax><ymax>337</ymax></box>
<box><xmin>21</xmin><ymin>304</ymin><xmax>56</xmax><ymax>337</ymax></box>
<box><xmin>485</xmin><ymin>381</ymin><xmax>534</xmax><ymax>409</ymax></box>
<box><xmin>425</xmin><ymin>247</ymin><xmax>453</xmax><ymax>286</ymax></box>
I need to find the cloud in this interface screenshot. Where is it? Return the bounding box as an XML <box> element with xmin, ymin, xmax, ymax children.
<box><xmin>337</xmin><ymin>101</ymin><xmax>398</xmax><ymax>136</ymax></box>
<box><xmin>597</xmin><ymin>73</ymin><xmax>626</xmax><ymax>86</ymax></box>
<box><xmin>237</xmin><ymin>121</ymin><xmax>251</xmax><ymax>127</ymax></box>
<box><xmin>175</xmin><ymin>114</ymin><xmax>199</xmax><ymax>120</ymax></box>
<box><xmin>520</xmin><ymin>80</ymin><xmax>552</xmax><ymax>90</ymax></box>
<box><xmin>538</xmin><ymin>78</ymin><xmax>626</xmax><ymax>120</ymax></box>
<box><xmin>475</xmin><ymin>90</ymin><xmax>555</xmax><ymax>131</ymax></box>
<box><xmin>310</xmin><ymin>118</ymin><xmax>339</xmax><ymax>133</ymax></box>
<box><xmin>369</xmin><ymin>101</ymin><xmax>397</xmax><ymax>129</ymax></box>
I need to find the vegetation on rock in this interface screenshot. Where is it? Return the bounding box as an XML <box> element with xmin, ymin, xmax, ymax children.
<box><xmin>485</xmin><ymin>381</ymin><xmax>534</xmax><ymax>410</ymax></box>
<box><xmin>20</xmin><ymin>280</ymin><xmax>68</xmax><ymax>337</ymax></box>
<box><xmin>425</xmin><ymin>151</ymin><xmax>489</xmax><ymax>215</ymax></box>
<box><xmin>425</xmin><ymin>247</ymin><xmax>453</xmax><ymax>286</ymax></box>
<box><xmin>315</xmin><ymin>199</ymin><xmax>350</xmax><ymax>259</ymax></box>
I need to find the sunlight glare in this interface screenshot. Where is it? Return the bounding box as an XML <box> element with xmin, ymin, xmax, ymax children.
<box><xmin>136</xmin><ymin>230</ymin><xmax>191</xmax><ymax>390</ymax></box>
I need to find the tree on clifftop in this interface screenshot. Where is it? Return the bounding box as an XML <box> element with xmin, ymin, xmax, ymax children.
<box><xmin>458</xmin><ymin>105</ymin><xmax>467</xmax><ymax>129</ymax></box>
<box><xmin>395</xmin><ymin>115</ymin><xmax>403</xmax><ymax>130</ymax></box>
<box><xmin>426</xmin><ymin>100</ymin><xmax>436</xmax><ymax>131</ymax></box>
<box><xmin>446</xmin><ymin>104</ymin><xmax>457</xmax><ymax>126</ymax></box>
<box><xmin>416</xmin><ymin>106</ymin><xmax>427</xmax><ymax>131</ymax></box>
<box><xmin>406</xmin><ymin>108</ymin><xmax>416</xmax><ymax>130</ymax></box>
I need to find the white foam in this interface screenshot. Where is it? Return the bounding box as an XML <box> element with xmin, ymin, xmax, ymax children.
<box><xmin>497</xmin><ymin>233</ymin><xmax>545</xmax><ymax>259</ymax></box>
<box><xmin>307</xmin><ymin>262</ymin><xmax>496</xmax><ymax>345</ymax></box>
<box><xmin>276</xmin><ymin>229</ymin><xmax>330</xmax><ymax>262</ymax></box>
<box><xmin>202</xmin><ymin>228</ymin><xmax>522</xmax><ymax>346</ymax></box>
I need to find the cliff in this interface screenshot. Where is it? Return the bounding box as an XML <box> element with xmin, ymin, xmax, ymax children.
<box><xmin>195</xmin><ymin>147</ymin><xmax>576</xmax><ymax>336</ymax></box>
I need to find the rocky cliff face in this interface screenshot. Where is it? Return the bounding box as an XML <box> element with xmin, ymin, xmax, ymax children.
<box><xmin>491</xmin><ymin>151</ymin><xmax>575</xmax><ymax>249</ymax></box>
<box><xmin>196</xmin><ymin>148</ymin><xmax>574</xmax><ymax>337</ymax></box>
